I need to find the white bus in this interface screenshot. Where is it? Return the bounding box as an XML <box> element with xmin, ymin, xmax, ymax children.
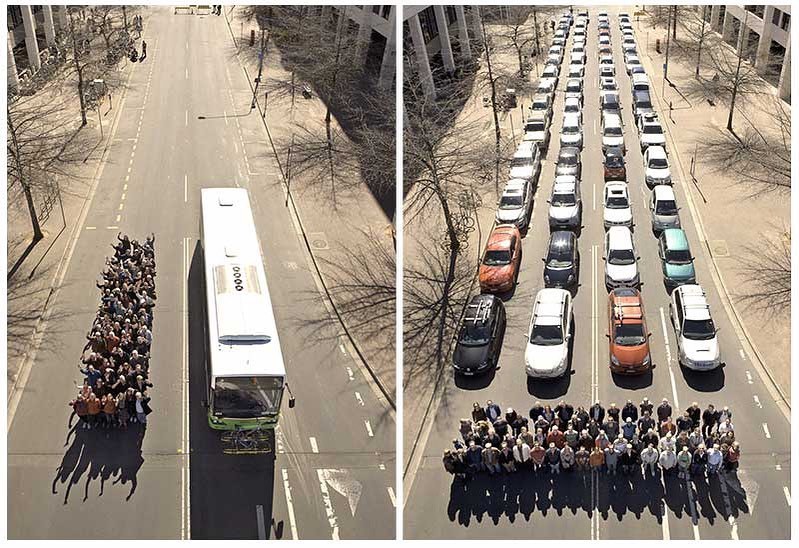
<box><xmin>200</xmin><ymin>187</ymin><xmax>292</xmax><ymax>431</ymax></box>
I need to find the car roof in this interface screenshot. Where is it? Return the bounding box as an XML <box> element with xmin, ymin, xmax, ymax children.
<box><xmin>653</xmin><ymin>184</ymin><xmax>676</xmax><ymax>199</ymax></box>
<box><xmin>534</xmin><ymin>288</ymin><xmax>569</xmax><ymax>325</ymax></box>
<box><xmin>676</xmin><ymin>285</ymin><xmax>712</xmax><ymax>320</ymax></box>
<box><xmin>605</xmin><ymin>181</ymin><xmax>628</xmax><ymax>194</ymax></box>
<box><xmin>563</xmin><ymin>112</ymin><xmax>581</xmax><ymax>123</ymax></box>
<box><xmin>549</xmin><ymin>230</ymin><xmax>576</xmax><ymax>250</ymax></box>
<box><xmin>607</xmin><ymin>226</ymin><xmax>634</xmax><ymax>247</ymax></box>
<box><xmin>532</xmin><ymin>93</ymin><xmax>550</xmax><ymax>103</ymax></box>
<box><xmin>564</xmin><ymin>97</ymin><xmax>580</xmax><ymax>106</ymax></box>
<box><xmin>503</xmin><ymin>179</ymin><xmax>527</xmax><ymax>193</ymax></box>
<box><xmin>662</xmin><ymin>228</ymin><xmax>689</xmax><ymax>249</ymax></box>
<box><xmin>488</xmin><ymin>225</ymin><xmax>517</xmax><ymax>249</ymax></box>
<box><xmin>464</xmin><ymin>294</ymin><xmax>496</xmax><ymax>324</ymax></box>
<box><xmin>611</xmin><ymin>288</ymin><xmax>644</xmax><ymax>325</ymax></box>
<box><xmin>553</xmin><ymin>179</ymin><xmax>577</xmax><ymax>193</ymax></box>
<box><xmin>514</xmin><ymin>140</ymin><xmax>536</xmax><ymax>156</ymax></box>
<box><xmin>605</xmin><ymin>146</ymin><xmax>625</xmax><ymax>158</ymax></box>
<box><xmin>604</xmin><ymin>112</ymin><xmax>622</xmax><ymax>125</ymax></box>
<box><xmin>647</xmin><ymin>146</ymin><xmax>668</xmax><ymax>159</ymax></box>
<box><xmin>560</xmin><ymin>146</ymin><xmax>580</xmax><ymax>157</ymax></box>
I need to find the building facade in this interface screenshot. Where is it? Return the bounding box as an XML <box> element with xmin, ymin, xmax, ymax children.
<box><xmin>704</xmin><ymin>4</ymin><xmax>791</xmax><ymax>100</ymax></box>
<box><xmin>403</xmin><ymin>5</ymin><xmax>483</xmax><ymax>99</ymax></box>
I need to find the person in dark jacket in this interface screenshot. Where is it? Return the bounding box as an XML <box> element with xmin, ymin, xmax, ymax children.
<box><xmin>603</xmin><ymin>417</ymin><xmax>619</xmax><ymax>440</ymax></box>
<box><xmin>493</xmin><ymin>416</ymin><xmax>509</xmax><ymax>438</ymax></box>
<box><xmin>639</xmin><ymin>397</ymin><xmax>653</xmax><ymax>417</ymax></box>
<box><xmin>607</xmin><ymin>403</ymin><xmax>620</xmax><ymax>423</ymax></box>
<box><xmin>573</xmin><ymin>406</ymin><xmax>589</xmax><ymax>432</ymax></box>
<box><xmin>702</xmin><ymin>404</ymin><xmax>719</xmax><ymax>438</ymax></box>
<box><xmin>676</xmin><ymin>411</ymin><xmax>693</xmax><ymax>433</ymax></box>
<box><xmin>638</xmin><ymin>410</ymin><xmax>656</xmax><ymax>435</ymax></box>
<box><xmin>589</xmin><ymin>401</ymin><xmax>605</xmax><ymax>423</ymax></box>
<box><xmin>545</xmin><ymin>442</ymin><xmax>561</xmax><ymax>474</ymax></box>
<box><xmin>686</xmin><ymin>402</ymin><xmax>702</xmax><ymax>428</ymax></box>
<box><xmin>529</xmin><ymin>400</ymin><xmax>545</xmax><ymax>421</ymax></box>
<box><xmin>657</xmin><ymin>398</ymin><xmax>673</xmax><ymax>422</ymax></box>
<box><xmin>134</xmin><ymin>391</ymin><xmax>152</xmax><ymax>425</ymax></box>
<box><xmin>505</xmin><ymin>407</ymin><xmax>519</xmax><ymax>425</ymax></box>
<box><xmin>620</xmin><ymin>444</ymin><xmax>639</xmax><ymax>475</ymax></box>
<box><xmin>485</xmin><ymin>400</ymin><xmax>502</xmax><ymax>422</ymax></box>
<box><xmin>621</xmin><ymin>400</ymin><xmax>638</xmax><ymax>423</ymax></box>
<box><xmin>472</xmin><ymin>402</ymin><xmax>487</xmax><ymax>423</ymax></box>
<box><xmin>555</xmin><ymin>400</ymin><xmax>574</xmax><ymax>424</ymax></box>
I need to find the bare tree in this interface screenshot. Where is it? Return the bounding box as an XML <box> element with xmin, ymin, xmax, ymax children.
<box><xmin>700</xmin><ymin>96</ymin><xmax>790</xmax><ymax>196</ymax></box>
<box><xmin>492</xmin><ymin>6</ymin><xmax>534</xmax><ymax>77</ymax></box>
<box><xmin>735</xmin><ymin>226</ymin><xmax>790</xmax><ymax>315</ymax></box>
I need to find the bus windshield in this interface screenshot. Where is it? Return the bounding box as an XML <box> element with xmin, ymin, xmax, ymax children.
<box><xmin>213</xmin><ymin>376</ymin><xmax>283</xmax><ymax>418</ymax></box>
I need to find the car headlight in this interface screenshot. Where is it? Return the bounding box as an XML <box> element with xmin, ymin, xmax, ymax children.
<box><xmin>642</xmin><ymin>353</ymin><xmax>651</xmax><ymax>365</ymax></box>
<box><xmin>544</xmin><ymin>274</ymin><xmax>551</xmax><ymax>284</ymax></box>
<box><xmin>610</xmin><ymin>355</ymin><xmax>620</xmax><ymax>365</ymax></box>
<box><xmin>567</xmin><ymin>274</ymin><xmax>574</xmax><ymax>282</ymax></box>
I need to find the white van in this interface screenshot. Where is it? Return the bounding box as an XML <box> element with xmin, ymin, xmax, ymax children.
<box><xmin>509</xmin><ymin>140</ymin><xmax>541</xmax><ymax>183</ymax></box>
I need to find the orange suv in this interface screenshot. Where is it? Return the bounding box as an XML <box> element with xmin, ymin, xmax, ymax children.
<box><xmin>607</xmin><ymin>288</ymin><xmax>652</xmax><ymax>374</ymax></box>
<box><xmin>479</xmin><ymin>224</ymin><xmax>522</xmax><ymax>293</ymax></box>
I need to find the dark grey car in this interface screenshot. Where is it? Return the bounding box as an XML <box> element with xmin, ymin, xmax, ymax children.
<box><xmin>555</xmin><ymin>146</ymin><xmax>582</xmax><ymax>179</ymax></box>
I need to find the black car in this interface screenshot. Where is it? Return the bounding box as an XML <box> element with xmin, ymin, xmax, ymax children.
<box><xmin>633</xmin><ymin>90</ymin><xmax>654</xmax><ymax>120</ymax></box>
<box><xmin>543</xmin><ymin>231</ymin><xmax>579</xmax><ymax>289</ymax></box>
<box><xmin>555</xmin><ymin>146</ymin><xmax>582</xmax><ymax>179</ymax></box>
<box><xmin>453</xmin><ymin>294</ymin><xmax>506</xmax><ymax>375</ymax></box>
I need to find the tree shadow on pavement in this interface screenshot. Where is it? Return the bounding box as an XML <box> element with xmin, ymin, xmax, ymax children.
<box><xmin>445</xmin><ymin>467</ymin><xmax>749</xmax><ymax>528</ymax></box>
<box><xmin>52</xmin><ymin>423</ymin><xmax>146</xmax><ymax>504</ymax></box>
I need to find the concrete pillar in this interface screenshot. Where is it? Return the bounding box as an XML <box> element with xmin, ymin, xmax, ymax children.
<box><xmin>433</xmin><ymin>5</ymin><xmax>455</xmax><ymax>73</ymax></box>
<box><xmin>455</xmin><ymin>6</ymin><xmax>471</xmax><ymax>60</ymax></box>
<box><xmin>409</xmin><ymin>13</ymin><xmax>435</xmax><ymax>99</ymax></box>
<box><xmin>710</xmin><ymin>5</ymin><xmax>721</xmax><ymax>31</ymax></box>
<box><xmin>736</xmin><ymin>20</ymin><xmax>748</xmax><ymax>55</ymax></box>
<box><xmin>471</xmin><ymin>6</ymin><xmax>484</xmax><ymax>44</ymax></box>
<box><xmin>755</xmin><ymin>6</ymin><xmax>776</xmax><ymax>74</ymax></box>
<box><xmin>378</xmin><ymin>8</ymin><xmax>396</xmax><ymax>90</ymax></box>
<box><xmin>7</xmin><ymin>30</ymin><xmax>19</xmax><ymax>93</ymax></box>
<box><xmin>58</xmin><ymin>6</ymin><xmax>69</xmax><ymax>31</ymax></box>
<box><xmin>778</xmin><ymin>38</ymin><xmax>790</xmax><ymax>100</ymax></box>
<box><xmin>42</xmin><ymin>6</ymin><xmax>57</xmax><ymax>47</ymax></box>
<box><xmin>721</xmin><ymin>10</ymin><xmax>735</xmax><ymax>43</ymax></box>
<box><xmin>356</xmin><ymin>7</ymin><xmax>372</xmax><ymax>63</ymax></box>
<box><xmin>21</xmin><ymin>5</ymin><xmax>41</xmax><ymax>72</ymax></box>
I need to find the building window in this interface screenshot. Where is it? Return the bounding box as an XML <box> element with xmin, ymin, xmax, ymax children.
<box><xmin>745</xmin><ymin>5</ymin><xmax>764</xmax><ymax>19</ymax></box>
<box><xmin>372</xmin><ymin>6</ymin><xmax>380</xmax><ymax>16</ymax></box>
<box><xmin>7</xmin><ymin>6</ymin><xmax>23</xmax><ymax>29</ymax></box>
<box><xmin>417</xmin><ymin>6</ymin><xmax>439</xmax><ymax>44</ymax></box>
<box><xmin>381</xmin><ymin>6</ymin><xmax>391</xmax><ymax>19</ymax></box>
<box><xmin>780</xmin><ymin>13</ymin><xmax>790</xmax><ymax>31</ymax></box>
<box><xmin>772</xmin><ymin>8</ymin><xmax>782</xmax><ymax>25</ymax></box>
<box><xmin>446</xmin><ymin>6</ymin><xmax>457</xmax><ymax>26</ymax></box>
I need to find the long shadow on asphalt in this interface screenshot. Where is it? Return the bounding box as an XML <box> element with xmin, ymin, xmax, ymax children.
<box><xmin>186</xmin><ymin>240</ymin><xmax>279</xmax><ymax>540</ymax></box>
<box><xmin>52</xmin><ymin>422</ymin><xmax>146</xmax><ymax>504</ymax></box>
<box><xmin>445</xmin><ymin>468</ymin><xmax>749</xmax><ymax>528</ymax></box>
<box><xmin>680</xmin><ymin>366</ymin><xmax>726</xmax><ymax>392</ymax></box>
<box><xmin>611</xmin><ymin>369</ymin><xmax>654</xmax><ymax>390</ymax></box>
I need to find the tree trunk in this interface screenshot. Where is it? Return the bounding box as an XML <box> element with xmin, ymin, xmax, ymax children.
<box><xmin>672</xmin><ymin>6</ymin><xmax>678</xmax><ymax>40</ymax></box>
<box><xmin>727</xmin><ymin>12</ymin><xmax>747</xmax><ymax>133</ymax></box>
<box><xmin>481</xmin><ymin>14</ymin><xmax>502</xmax><ymax>193</ymax></box>
<box><xmin>696</xmin><ymin>7</ymin><xmax>706</xmax><ymax>78</ymax></box>
<box><xmin>532</xmin><ymin>8</ymin><xmax>540</xmax><ymax>56</ymax></box>
<box><xmin>517</xmin><ymin>44</ymin><xmax>525</xmax><ymax>77</ymax></box>
<box><xmin>7</xmin><ymin>107</ymin><xmax>44</xmax><ymax>242</ymax></box>
<box><xmin>68</xmin><ymin>10</ymin><xmax>88</xmax><ymax>127</ymax></box>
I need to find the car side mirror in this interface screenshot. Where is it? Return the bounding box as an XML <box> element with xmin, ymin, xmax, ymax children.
<box><xmin>605</xmin><ymin>333</ymin><xmax>610</xmax><ymax>338</ymax></box>
<box><xmin>636</xmin><ymin>256</ymin><xmax>641</xmax><ymax>260</ymax></box>
<box><xmin>547</xmin><ymin>199</ymin><xmax>551</xmax><ymax>204</ymax></box>
<box><xmin>648</xmin><ymin>332</ymin><xmax>653</xmax><ymax>337</ymax></box>
<box><xmin>201</xmin><ymin>399</ymin><xmax>209</xmax><ymax>408</ymax></box>
<box><xmin>289</xmin><ymin>396</ymin><xmax>296</xmax><ymax>409</ymax></box>
<box><xmin>541</xmin><ymin>257</ymin><xmax>546</xmax><ymax>262</ymax></box>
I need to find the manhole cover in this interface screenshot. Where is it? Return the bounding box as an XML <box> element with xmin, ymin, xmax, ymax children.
<box><xmin>709</xmin><ymin>240</ymin><xmax>729</xmax><ymax>257</ymax></box>
<box><xmin>308</xmin><ymin>232</ymin><xmax>329</xmax><ymax>250</ymax></box>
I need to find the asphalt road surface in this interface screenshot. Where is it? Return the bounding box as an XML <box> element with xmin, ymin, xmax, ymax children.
<box><xmin>404</xmin><ymin>6</ymin><xmax>790</xmax><ymax>540</ymax></box>
<box><xmin>8</xmin><ymin>8</ymin><xmax>395</xmax><ymax>540</ymax></box>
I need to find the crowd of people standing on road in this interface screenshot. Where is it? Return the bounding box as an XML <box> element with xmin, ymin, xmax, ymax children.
<box><xmin>444</xmin><ymin>398</ymin><xmax>741</xmax><ymax>482</ymax></box>
<box><xmin>69</xmin><ymin>233</ymin><xmax>157</xmax><ymax>432</ymax></box>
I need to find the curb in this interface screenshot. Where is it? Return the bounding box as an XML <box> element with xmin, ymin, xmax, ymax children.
<box><xmin>639</xmin><ymin>16</ymin><xmax>790</xmax><ymax>417</ymax></box>
<box><xmin>222</xmin><ymin>8</ymin><xmax>396</xmax><ymax>411</ymax></box>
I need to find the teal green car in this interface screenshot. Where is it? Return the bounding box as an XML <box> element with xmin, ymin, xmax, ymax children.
<box><xmin>658</xmin><ymin>229</ymin><xmax>696</xmax><ymax>287</ymax></box>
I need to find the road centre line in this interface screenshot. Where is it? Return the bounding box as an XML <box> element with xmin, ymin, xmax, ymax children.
<box><xmin>365</xmin><ymin>420</ymin><xmax>374</xmax><ymax>437</ymax></box>
<box><xmin>739</xmin><ymin>349</ymin><xmax>745</xmax><ymax>360</ymax></box>
<box><xmin>185</xmin><ymin>110</ymin><xmax>188</xmax><ymax>127</ymax></box>
<box><xmin>784</xmin><ymin>486</ymin><xmax>791</xmax><ymax>506</ymax></box>
<box><xmin>309</xmin><ymin>436</ymin><xmax>319</xmax><ymax>453</ymax></box>
<box><xmin>85</xmin><ymin>226</ymin><xmax>96</xmax><ymax>230</ymax></box>
<box><xmin>355</xmin><ymin>392</ymin><xmax>365</xmax><ymax>406</ymax></box>
<box><xmin>121</xmin><ymin>193</ymin><xmax>126</xmax><ymax>200</ymax></box>
<box><xmin>106</xmin><ymin>226</ymin><xmax>118</xmax><ymax>230</ymax></box>
<box><xmin>185</xmin><ymin>67</ymin><xmax>188</xmax><ymax>79</ymax></box>
<box><xmin>282</xmin><ymin>469</ymin><xmax>299</xmax><ymax>539</ymax></box>
<box><xmin>659</xmin><ymin>307</ymin><xmax>672</xmax><ymax>364</ymax></box>
<box><xmin>661</xmin><ymin>502</ymin><xmax>670</xmax><ymax>540</ymax></box>
<box><xmin>184</xmin><ymin>174</ymin><xmax>188</xmax><ymax>203</ymax></box>
<box><xmin>116</xmin><ymin>214</ymin><xmax>121</xmax><ymax>223</ymax></box>
<box><xmin>346</xmin><ymin>367</ymin><xmax>354</xmax><ymax>381</ymax></box>
<box><xmin>118</xmin><ymin>203</ymin><xmax>124</xmax><ymax>211</ymax></box>
<box><xmin>753</xmin><ymin>395</ymin><xmax>762</xmax><ymax>408</ymax></box>
<box><xmin>729</xmin><ymin>516</ymin><xmax>739</xmax><ymax>540</ymax></box>
<box><xmin>387</xmin><ymin>487</ymin><xmax>396</xmax><ymax>507</ymax></box>
<box><xmin>745</xmin><ymin>371</ymin><xmax>753</xmax><ymax>384</ymax></box>
<box><xmin>668</xmin><ymin>368</ymin><xmax>680</xmax><ymax>416</ymax></box>
<box><xmin>762</xmin><ymin>423</ymin><xmax>771</xmax><ymax>438</ymax></box>
<box><xmin>255</xmin><ymin>505</ymin><xmax>266</xmax><ymax>539</ymax></box>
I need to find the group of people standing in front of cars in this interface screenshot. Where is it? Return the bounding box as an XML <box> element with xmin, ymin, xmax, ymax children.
<box><xmin>443</xmin><ymin>398</ymin><xmax>741</xmax><ymax>483</ymax></box>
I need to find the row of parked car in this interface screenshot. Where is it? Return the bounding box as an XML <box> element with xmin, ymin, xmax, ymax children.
<box><xmin>453</xmin><ymin>10</ymin><xmax>722</xmax><ymax>381</ymax></box>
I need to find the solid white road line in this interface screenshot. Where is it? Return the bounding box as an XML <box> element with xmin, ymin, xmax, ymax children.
<box><xmin>365</xmin><ymin>420</ymin><xmax>374</xmax><ymax>437</ymax></box>
<box><xmin>739</xmin><ymin>348</ymin><xmax>745</xmax><ymax>360</ymax></box>
<box><xmin>659</xmin><ymin>307</ymin><xmax>672</xmax><ymax>364</ymax></box>
<box><xmin>661</xmin><ymin>502</ymin><xmax>671</xmax><ymax>540</ymax></box>
<box><xmin>85</xmin><ymin>226</ymin><xmax>96</xmax><ymax>230</ymax></box>
<box><xmin>762</xmin><ymin>423</ymin><xmax>771</xmax><ymax>438</ymax></box>
<box><xmin>185</xmin><ymin>110</ymin><xmax>188</xmax><ymax>127</ymax></box>
<box><xmin>184</xmin><ymin>174</ymin><xmax>188</xmax><ymax>202</ymax></box>
<box><xmin>783</xmin><ymin>486</ymin><xmax>791</xmax><ymax>506</ymax></box>
<box><xmin>282</xmin><ymin>469</ymin><xmax>299</xmax><ymax>539</ymax></box>
<box><xmin>185</xmin><ymin>67</ymin><xmax>188</xmax><ymax>79</ymax></box>
<box><xmin>387</xmin><ymin>487</ymin><xmax>396</xmax><ymax>507</ymax></box>
<box><xmin>256</xmin><ymin>505</ymin><xmax>267</xmax><ymax>539</ymax></box>
<box><xmin>729</xmin><ymin>516</ymin><xmax>739</xmax><ymax>540</ymax></box>
<box><xmin>183</xmin><ymin>237</ymin><xmax>191</xmax><ymax>539</ymax></box>
<box><xmin>316</xmin><ymin>469</ymin><xmax>340</xmax><ymax>540</ymax></box>
<box><xmin>668</xmin><ymin>367</ymin><xmax>680</xmax><ymax>410</ymax></box>
<box><xmin>355</xmin><ymin>392</ymin><xmax>365</xmax><ymax>406</ymax></box>
<box><xmin>309</xmin><ymin>436</ymin><xmax>319</xmax><ymax>453</ymax></box>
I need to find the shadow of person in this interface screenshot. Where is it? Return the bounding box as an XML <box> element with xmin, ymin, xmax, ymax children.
<box><xmin>693</xmin><ymin>474</ymin><xmax>718</xmax><ymax>523</ymax></box>
<box><xmin>662</xmin><ymin>470</ymin><xmax>686</xmax><ymax>518</ymax></box>
<box><xmin>52</xmin><ymin>428</ymin><xmax>86</xmax><ymax>496</ymax></box>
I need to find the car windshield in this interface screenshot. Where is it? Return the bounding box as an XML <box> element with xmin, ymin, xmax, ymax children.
<box><xmin>605</xmin><ymin>126</ymin><xmax>622</xmax><ymax>136</ymax></box>
<box><xmin>614</xmin><ymin>323</ymin><xmax>646</xmax><ymax>346</ymax></box>
<box><xmin>530</xmin><ymin>324</ymin><xmax>564</xmax><ymax>346</ymax></box>
<box><xmin>649</xmin><ymin>158</ymin><xmax>668</xmax><ymax>168</ymax></box>
<box><xmin>511</xmin><ymin>157</ymin><xmax>531</xmax><ymax>167</ymax></box>
<box><xmin>499</xmin><ymin>194</ymin><xmax>523</xmax><ymax>208</ymax></box>
<box><xmin>533</xmin><ymin>102</ymin><xmax>547</xmax><ymax>110</ymax></box>
<box><xmin>608</xmin><ymin>248</ymin><xmax>635</xmax><ymax>265</ymax></box>
<box><xmin>604</xmin><ymin>98</ymin><xmax>619</xmax><ymax>108</ymax></box>
<box><xmin>683</xmin><ymin>318</ymin><xmax>716</xmax><ymax>340</ymax></box>
<box><xmin>483</xmin><ymin>249</ymin><xmax>511</xmax><ymax>266</ymax></box>
<box><xmin>459</xmin><ymin>322</ymin><xmax>491</xmax><ymax>346</ymax></box>
<box><xmin>656</xmin><ymin>200</ymin><xmax>678</xmax><ymax>215</ymax></box>
<box><xmin>548</xmin><ymin>248</ymin><xmax>573</xmax><ymax>268</ymax></box>
<box><xmin>552</xmin><ymin>192</ymin><xmax>576</xmax><ymax>206</ymax></box>
<box><xmin>567</xmin><ymin>84</ymin><xmax>580</xmax><ymax>93</ymax></box>
<box><xmin>606</xmin><ymin>156</ymin><xmax>624</xmax><ymax>168</ymax></box>
<box><xmin>213</xmin><ymin>376</ymin><xmax>283</xmax><ymax>418</ymax></box>
<box><xmin>526</xmin><ymin>122</ymin><xmax>545</xmax><ymax>132</ymax></box>
<box><xmin>606</xmin><ymin>194</ymin><xmax>629</xmax><ymax>208</ymax></box>
<box><xmin>665</xmin><ymin>248</ymin><xmax>692</xmax><ymax>264</ymax></box>
<box><xmin>563</xmin><ymin>124</ymin><xmax>579</xmax><ymax>134</ymax></box>
<box><xmin>559</xmin><ymin>154</ymin><xmax>577</xmax><ymax>166</ymax></box>
<box><xmin>643</xmin><ymin>125</ymin><xmax>662</xmax><ymax>134</ymax></box>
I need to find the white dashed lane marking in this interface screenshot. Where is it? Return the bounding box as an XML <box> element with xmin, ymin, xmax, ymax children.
<box><xmin>784</xmin><ymin>486</ymin><xmax>791</xmax><ymax>507</ymax></box>
<box><xmin>346</xmin><ymin>367</ymin><xmax>354</xmax><ymax>381</ymax></box>
<box><xmin>753</xmin><ymin>395</ymin><xmax>762</xmax><ymax>408</ymax></box>
<box><xmin>745</xmin><ymin>371</ymin><xmax>753</xmax><ymax>384</ymax></box>
<box><xmin>387</xmin><ymin>487</ymin><xmax>396</xmax><ymax>507</ymax></box>
<box><xmin>355</xmin><ymin>392</ymin><xmax>365</xmax><ymax>406</ymax></box>
<box><xmin>364</xmin><ymin>420</ymin><xmax>374</xmax><ymax>437</ymax></box>
<box><xmin>309</xmin><ymin>436</ymin><xmax>319</xmax><ymax>453</ymax></box>
<box><xmin>762</xmin><ymin>423</ymin><xmax>771</xmax><ymax>438</ymax></box>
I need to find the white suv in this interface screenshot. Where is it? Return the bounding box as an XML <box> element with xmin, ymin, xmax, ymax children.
<box><xmin>639</xmin><ymin>113</ymin><xmax>667</xmax><ymax>151</ymax></box>
<box><xmin>644</xmin><ymin>146</ymin><xmax>672</xmax><ymax>186</ymax></box>
<box><xmin>603</xmin><ymin>181</ymin><xmax>633</xmax><ymax>228</ymax></box>
<box><xmin>548</xmin><ymin>175</ymin><xmax>582</xmax><ymax>228</ymax></box>
<box><xmin>525</xmin><ymin>288</ymin><xmax>573</xmax><ymax>378</ymax></box>
<box><xmin>669</xmin><ymin>285</ymin><xmax>721</xmax><ymax>370</ymax></box>
<box><xmin>496</xmin><ymin>178</ymin><xmax>532</xmax><ymax>229</ymax></box>
<box><xmin>604</xmin><ymin>226</ymin><xmax>640</xmax><ymax>288</ymax></box>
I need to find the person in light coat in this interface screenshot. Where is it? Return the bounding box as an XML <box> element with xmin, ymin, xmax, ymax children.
<box><xmin>640</xmin><ymin>443</ymin><xmax>659</xmax><ymax>477</ymax></box>
<box><xmin>706</xmin><ymin>443</ymin><xmax>723</xmax><ymax>475</ymax></box>
<box><xmin>676</xmin><ymin>446</ymin><xmax>692</xmax><ymax>479</ymax></box>
<box><xmin>560</xmin><ymin>444</ymin><xmax>576</xmax><ymax>472</ymax></box>
<box><xmin>659</xmin><ymin>431</ymin><xmax>676</xmax><ymax>453</ymax></box>
<box><xmin>612</xmin><ymin>434</ymin><xmax>628</xmax><ymax>455</ymax></box>
<box><xmin>604</xmin><ymin>446</ymin><xmax>619</xmax><ymax>475</ymax></box>
<box><xmin>659</xmin><ymin>446</ymin><xmax>677</xmax><ymax>475</ymax></box>
<box><xmin>513</xmin><ymin>438</ymin><xmax>531</xmax><ymax>470</ymax></box>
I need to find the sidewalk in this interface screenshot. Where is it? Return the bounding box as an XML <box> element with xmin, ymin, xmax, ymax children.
<box><xmin>7</xmin><ymin>11</ymin><xmax>150</xmax><ymax>400</ymax></box>
<box><xmin>634</xmin><ymin>12</ymin><xmax>791</xmax><ymax>401</ymax></box>
<box><xmin>402</xmin><ymin>17</ymin><xmax>544</xmax><ymax>468</ymax></box>
<box><xmin>226</xmin><ymin>9</ymin><xmax>396</xmax><ymax>404</ymax></box>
